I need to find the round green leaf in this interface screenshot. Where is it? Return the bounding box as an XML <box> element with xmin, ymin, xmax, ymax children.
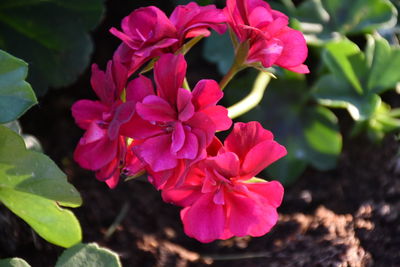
<box><xmin>0</xmin><ymin>50</ymin><xmax>36</xmax><ymax>123</ymax></box>
<box><xmin>366</xmin><ymin>35</ymin><xmax>400</xmax><ymax>93</ymax></box>
<box><xmin>0</xmin><ymin>125</ymin><xmax>82</xmax><ymax>247</ymax></box>
<box><xmin>55</xmin><ymin>243</ymin><xmax>122</xmax><ymax>267</ymax></box>
<box><xmin>323</xmin><ymin>40</ymin><xmax>364</xmax><ymax>94</ymax></box>
<box><xmin>0</xmin><ymin>258</ymin><xmax>30</xmax><ymax>267</ymax></box>
<box><xmin>302</xmin><ymin>106</ymin><xmax>342</xmax><ymax>170</ymax></box>
<box><xmin>0</xmin><ymin>0</ymin><xmax>104</xmax><ymax>95</ymax></box>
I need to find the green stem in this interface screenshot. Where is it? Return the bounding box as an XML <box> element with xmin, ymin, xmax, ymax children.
<box><xmin>183</xmin><ymin>77</ymin><xmax>191</xmax><ymax>91</ymax></box>
<box><xmin>219</xmin><ymin>63</ymin><xmax>241</xmax><ymax>91</ymax></box>
<box><xmin>219</xmin><ymin>41</ymin><xmax>249</xmax><ymax>90</ymax></box>
<box><xmin>227</xmin><ymin>71</ymin><xmax>271</xmax><ymax>119</ymax></box>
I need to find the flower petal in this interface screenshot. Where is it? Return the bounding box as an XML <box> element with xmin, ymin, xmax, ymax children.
<box><xmin>134</xmin><ymin>134</ymin><xmax>177</xmax><ymax>172</ymax></box>
<box><xmin>245</xmin><ymin>180</ymin><xmax>284</xmax><ymax>208</ymax></box>
<box><xmin>155</xmin><ymin>54</ymin><xmax>187</xmax><ymax>106</ymax></box>
<box><xmin>285</xmin><ymin>64</ymin><xmax>310</xmax><ymax>74</ymax></box>
<box><xmin>74</xmin><ymin>123</ymin><xmax>118</xmax><ymax>170</ymax></box>
<box><xmin>200</xmin><ymin>105</ymin><xmax>232</xmax><ymax>131</ymax></box>
<box><xmin>241</xmin><ymin>140</ymin><xmax>287</xmax><ymax>178</ymax></box>
<box><xmin>126</xmin><ymin>75</ymin><xmax>155</xmax><ymax>104</ymax></box>
<box><xmin>136</xmin><ymin>95</ymin><xmax>177</xmax><ymax>122</ymax></box>
<box><xmin>108</xmin><ymin>101</ymin><xmax>136</xmax><ymax>140</ymax></box>
<box><xmin>225</xmin><ymin>189</ymin><xmax>258</xmax><ymax>236</ymax></box>
<box><xmin>274</xmin><ymin>27</ymin><xmax>308</xmax><ymax>69</ymax></box>
<box><xmin>207</xmin><ymin>151</ymin><xmax>240</xmax><ymax>179</ymax></box>
<box><xmin>90</xmin><ymin>64</ymin><xmax>113</xmax><ymax>105</ymax></box>
<box><xmin>170</xmin><ymin>2</ymin><xmax>227</xmax><ymax>40</ymax></box>
<box><xmin>191</xmin><ymin>79</ymin><xmax>223</xmax><ymax>110</ymax></box>
<box><xmin>119</xmin><ymin>114</ymin><xmax>163</xmax><ymax>139</ymax></box>
<box><xmin>181</xmin><ymin>193</ymin><xmax>225</xmax><ymax>243</ymax></box>
<box><xmin>177</xmin><ymin>88</ymin><xmax>195</xmax><ymax>121</ymax></box>
<box><xmin>71</xmin><ymin>100</ymin><xmax>108</xmax><ymax>130</ymax></box>
<box><xmin>171</xmin><ymin>121</ymin><xmax>185</xmax><ymax>153</ymax></box>
<box><xmin>176</xmin><ymin>130</ymin><xmax>198</xmax><ymax>160</ymax></box>
<box><xmin>224</xmin><ymin>121</ymin><xmax>274</xmax><ymax>160</ymax></box>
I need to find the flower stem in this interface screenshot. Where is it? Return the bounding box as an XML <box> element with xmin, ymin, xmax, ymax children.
<box><xmin>219</xmin><ymin>63</ymin><xmax>241</xmax><ymax>91</ymax></box>
<box><xmin>183</xmin><ymin>77</ymin><xmax>191</xmax><ymax>91</ymax></box>
<box><xmin>219</xmin><ymin>41</ymin><xmax>249</xmax><ymax>90</ymax></box>
<box><xmin>227</xmin><ymin>71</ymin><xmax>271</xmax><ymax>119</ymax></box>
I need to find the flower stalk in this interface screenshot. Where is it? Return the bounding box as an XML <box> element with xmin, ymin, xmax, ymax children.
<box><xmin>219</xmin><ymin>41</ymin><xmax>249</xmax><ymax>90</ymax></box>
<box><xmin>227</xmin><ymin>71</ymin><xmax>271</xmax><ymax>119</ymax></box>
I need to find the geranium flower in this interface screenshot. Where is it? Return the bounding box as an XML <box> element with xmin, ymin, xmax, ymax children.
<box><xmin>72</xmin><ymin>60</ymin><xmax>143</xmax><ymax>188</ymax></box>
<box><xmin>121</xmin><ymin>53</ymin><xmax>232</xmax><ymax>177</ymax></box>
<box><xmin>225</xmin><ymin>0</ymin><xmax>309</xmax><ymax>73</ymax></box>
<box><xmin>162</xmin><ymin>121</ymin><xmax>286</xmax><ymax>242</ymax></box>
<box><xmin>110</xmin><ymin>3</ymin><xmax>226</xmax><ymax>74</ymax></box>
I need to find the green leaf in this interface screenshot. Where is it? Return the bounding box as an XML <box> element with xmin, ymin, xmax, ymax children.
<box><xmin>313</xmin><ymin>74</ymin><xmax>381</xmax><ymax>120</ymax></box>
<box><xmin>366</xmin><ymin>35</ymin><xmax>400</xmax><ymax>93</ymax></box>
<box><xmin>322</xmin><ymin>40</ymin><xmax>364</xmax><ymax>94</ymax></box>
<box><xmin>0</xmin><ymin>258</ymin><xmax>31</xmax><ymax>267</ymax></box>
<box><xmin>0</xmin><ymin>125</ymin><xmax>82</xmax><ymax>247</ymax></box>
<box><xmin>227</xmin><ymin>70</ymin><xmax>342</xmax><ymax>184</ymax></box>
<box><xmin>302</xmin><ymin>106</ymin><xmax>342</xmax><ymax>170</ymax></box>
<box><xmin>365</xmin><ymin>101</ymin><xmax>400</xmax><ymax>141</ymax></box>
<box><xmin>0</xmin><ymin>50</ymin><xmax>37</xmax><ymax>123</ymax></box>
<box><xmin>0</xmin><ymin>0</ymin><xmax>104</xmax><ymax>96</ymax></box>
<box><xmin>267</xmin><ymin>138</ymin><xmax>308</xmax><ymax>184</ymax></box>
<box><xmin>315</xmin><ymin>36</ymin><xmax>400</xmax><ymax>127</ymax></box>
<box><xmin>294</xmin><ymin>0</ymin><xmax>397</xmax><ymax>43</ymax></box>
<box><xmin>203</xmin><ymin>31</ymin><xmax>234</xmax><ymax>75</ymax></box>
<box><xmin>55</xmin><ymin>243</ymin><xmax>122</xmax><ymax>267</ymax></box>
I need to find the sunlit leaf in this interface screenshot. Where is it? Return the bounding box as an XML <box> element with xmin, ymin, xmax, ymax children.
<box><xmin>55</xmin><ymin>243</ymin><xmax>122</xmax><ymax>267</ymax></box>
<box><xmin>322</xmin><ymin>40</ymin><xmax>365</xmax><ymax>94</ymax></box>
<box><xmin>0</xmin><ymin>258</ymin><xmax>31</xmax><ymax>267</ymax></box>
<box><xmin>293</xmin><ymin>0</ymin><xmax>397</xmax><ymax>43</ymax></box>
<box><xmin>0</xmin><ymin>125</ymin><xmax>82</xmax><ymax>248</ymax></box>
<box><xmin>365</xmin><ymin>35</ymin><xmax>400</xmax><ymax>93</ymax></box>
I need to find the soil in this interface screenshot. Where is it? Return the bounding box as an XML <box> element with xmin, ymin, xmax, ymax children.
<box><xmin>1</xmin><ymin>1</ymin><xmax>400</xmax><ymax>266</ymax></box>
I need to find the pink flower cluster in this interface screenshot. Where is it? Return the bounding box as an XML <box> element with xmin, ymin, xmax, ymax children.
<box><xmin>72</xmin><ymin>0</ymin><xmax>308</xmax><ymax>242</ymax></box>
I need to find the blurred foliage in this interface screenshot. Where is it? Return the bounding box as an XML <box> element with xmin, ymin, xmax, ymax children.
<box><xmin>55</xmin><ymin>243</ymin><xmax>122</xmax><ymax>267</ymax></box>
<box><xmin>225</xmin><ymin>70</ymin><xmax>342</xmax><ymax>184</ymax></box>
<box><xmin>204</xmin><ymin>31</ymin><xmax>234</xmax><ymax>74</ymax></box>
<box><xmin>0</xmin><ymin>258</ymin><xmax>30</xmax><ymax>267</ymax></box>
<box><xmin>0</xmin><ymin>243</ymin><xmax>122</xmax><ymax>267</ymax></box>
<box><xmin>288</xmin><ymin>0</ymin><xmax>397</xmax><ymax>44</ymax></box>
<box><xmin>0</xmin><ymin>50</ymin><xmax>37</xmax><ymax>123</ymax></box>
<box><xmin>203</xmin><ymin>0</ymin><xmax>399</xmax><ymax>183</ymax></box>
<box><xmin>0</xmin><ymin>125</ymin><xmax>82</xmax><ymax>248</ymax></box>
<box><xmin>314</xmin><ymin>36</ymin><xmax>400</xmax><ymax>142</ymax></box>
<box><xmin>0</xmin><ymin>0</ymin><xmax>104</xmax><ymax>96</ymax></box>
<box><xmin>0</xmin><ymin>51</ymin><xmax>82</xmax><ymax>248</ymax></box>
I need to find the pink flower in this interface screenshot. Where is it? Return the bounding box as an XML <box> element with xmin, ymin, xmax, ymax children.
<box><xmin>225</xmin><ymin>0</ymin><xmax>309</xmax><ymax>73</ymax></box>
<box><xmin>111</xmin><ymin>3</ymin><xmax>226</xmax><ymax>74</ymax></box>
<box><xmin>163</xmin><ymin>121</ymin><xmax>286</xmax><ymax>242</ymax></box>
<box><xmin>110</xmin><ymin>6</ymin><xmax>178</xmax><ymax>74</ymax></box>
<box><xmin>72</xmin><ymin>60</ymin><xmax>143</xmax><ymax>188</ymax></box>
<box><xmin>169</xmin><ymin>2</ymin><xmax>226</xmax><ymax>41</ymax></box>
<box><xmin>121</xmin><ymin>53</ymin><xmax>232</xmax><ymax>178</ymax></box>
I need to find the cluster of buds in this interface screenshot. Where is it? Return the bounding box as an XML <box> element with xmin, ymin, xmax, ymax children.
<box><xmin>72</xmin><ymin>0</ymin><xmax>308</xmax><ymax>242</ymax></box>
